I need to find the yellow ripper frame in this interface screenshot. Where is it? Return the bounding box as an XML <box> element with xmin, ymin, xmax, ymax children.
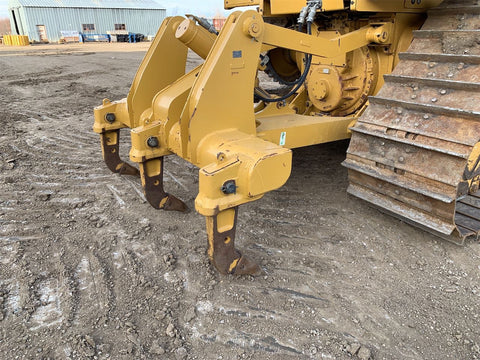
<box><xmin>93</xmin><ymin>10</ymin><xmax>397</xmax><ymax>275</ymax></box>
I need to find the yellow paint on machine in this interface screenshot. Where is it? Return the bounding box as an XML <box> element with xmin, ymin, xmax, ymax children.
<box><xmin>92</xmin><ymin>0</ymin><xmax>463</xmax><ymax>275</ymax></box>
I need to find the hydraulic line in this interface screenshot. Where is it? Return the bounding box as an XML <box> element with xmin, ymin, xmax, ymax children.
<box><xmin>257</xmin><ymin>1</ymin><xmax>321</xmax><ymax>103</ymax></box>
<box><xmin>256</xmin><ymin>22</ymin><xmax>313</xmax><ymax>103</ymax></box>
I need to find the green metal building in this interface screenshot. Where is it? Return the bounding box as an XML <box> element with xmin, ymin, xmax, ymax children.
<box><xmin>7</xmin><ymin>0</ymin><xmax>166</xmax><ymax>42</ymax></box>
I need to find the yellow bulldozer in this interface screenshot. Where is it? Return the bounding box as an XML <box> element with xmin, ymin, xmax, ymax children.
<box><xmin>93</xmin><ymin>0</ymin><xmax>480</xmax><ymax>275</ymax></box>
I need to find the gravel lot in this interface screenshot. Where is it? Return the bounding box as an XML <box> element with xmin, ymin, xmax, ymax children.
<box><xmin>1</xmin><ymin>42</ymin><xmax>480</xmax><ymax>360</ymax></box>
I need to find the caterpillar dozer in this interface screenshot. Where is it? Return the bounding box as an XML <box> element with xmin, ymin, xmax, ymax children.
<box><xmin>93</xmin><ymin>0</ymin><xmax>480</xmax><ymax>275</ymax></box>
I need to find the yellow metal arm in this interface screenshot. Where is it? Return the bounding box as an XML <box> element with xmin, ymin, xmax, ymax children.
<box><xmin>224</xmin><ymin>0</ymin><xmax>261</xmax><ymax>9</ymax></box>
<box><xmin>262</xmin><ymin>22</ymin><xmax>393</xmax><ymax>59</ymax></box>
<box><xmin>128</xmin><ymin>16</ymin><xmax>189</xmax><ymax>128</ymax></box>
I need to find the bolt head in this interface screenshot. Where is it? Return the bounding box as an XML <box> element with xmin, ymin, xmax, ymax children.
<box><xmin>221</xmin><ymin>180</ymin><xmax>237</xmax><ymax>195</ymax></box>
<box><xmin>147</xmin><ymin>136</ymin><xmax>159</xmax><ymax>148</ymax></box>
<box><xmin>105</xmin><ymin>113</ymin><xmax>116</xmax><ymax>123</ymax></box>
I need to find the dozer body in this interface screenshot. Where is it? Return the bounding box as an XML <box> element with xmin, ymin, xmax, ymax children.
<box><xmin>93</xmin><ymin>0</ymin><xmax>480</xmax><ymax>275</ymax></box>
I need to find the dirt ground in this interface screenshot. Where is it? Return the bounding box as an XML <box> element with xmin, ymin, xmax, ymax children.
<box><xmin>1</xmin><ymin>42</ymin><xmax>480</xmax><ymax>360</ymax></box>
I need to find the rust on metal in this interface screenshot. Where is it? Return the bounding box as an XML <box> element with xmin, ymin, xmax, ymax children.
<box><xmin>207</xmin><ymin>207</ymin><xmax>261</xmax><ymax>275</ymax></box>
<box><xmin>100</xmin><ymin>130</ymin><xmax>140</xmax><ymax>176</ymax></box>
<box><xmin>140</xmin><ymin>158</ymin><xmax>188</xmax><ymax>212</ymax></box>
<box><xmin>344</xmin><ymin>2</ymin><xmax>480</xmax><ymax>244</ymax></box>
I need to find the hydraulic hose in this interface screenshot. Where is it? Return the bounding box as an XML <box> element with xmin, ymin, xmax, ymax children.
<box><xmin>256</xmin><ymin>22</ymin><xmax>313</xmax><ymax>103</ymax></box>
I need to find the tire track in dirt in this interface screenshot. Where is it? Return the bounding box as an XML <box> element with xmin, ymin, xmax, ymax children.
<box><xmin>7</xmin><ymin>69</ymin><xmax>106</xmax><ymax>86</ymax></box>
<box><xmin>73</xmin><ymin>253</ymin><xmax>112</xmax><ymax>325</ymax></box>
<box><xmin>1</xmin><ymin>59</ymin><xmax>131</xmax><ymax>334</ymax></box>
